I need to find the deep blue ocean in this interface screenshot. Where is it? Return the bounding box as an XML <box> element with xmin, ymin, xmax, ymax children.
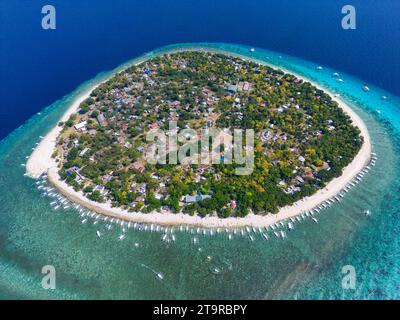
<box><xmin>0</xmin><ymin>1</ymin><xmax>399</xmax><ymax>300</ymax></box>
<box><xmin>1</xmin><ymin>0</ymin><xmax>399</xmax><ymax>139</ymax></box>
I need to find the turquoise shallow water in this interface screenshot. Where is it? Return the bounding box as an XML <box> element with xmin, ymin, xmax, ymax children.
<box><xmin>0</xmin><ymin>43</ymin><xmax>399</xmax><ymax>299</ymax></box>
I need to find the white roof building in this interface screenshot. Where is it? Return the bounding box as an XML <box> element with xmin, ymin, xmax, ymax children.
<box><xmin>74</xmin><ymin>120</ymin><xmax>87</xmax><ymax>131</ymax></box>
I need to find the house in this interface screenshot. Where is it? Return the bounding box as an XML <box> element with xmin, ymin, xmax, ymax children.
<box><xmin>74</xmin><ymin>121</ymin><xmax>87</xmax><ymax>132</ymax></box>
<box><xmin>261</xmin><ymin>130</ymin><xmax>271</xmax><ymax>141</ymax></box>
<box><xmin>137</xmin><ymin>183</ymin><xmax>146</xmax><ymax>194</ymax></box>
<box><xmin>227</xmin><ymin>84</ymin><xmax>237</xmax><ymax>93</ymax></box>
<box><xmin>149</xmin><ymin>122</ymin><xmax>159</xmax><ymax>130</ymax></box>
<box><xmin>79</xmin><ymin>147</ymin><xmax>90</xmax><ymax>157</ymax></box>
<box><xmin>94</xmin><ymin>184</ymin><xmax>107</xmax><ymax>195</ymax></box>
<box><xmin>185</xmin><ymin>194</ymin><xmax>211</xmax><ymax>203</ymax></box>
<box><xmin>296</xmin><ymin>176</ymin><xmax>305</xmax><ymax>184</ymax></box>
<box><xmin>154</xmin><ymin>193</ymin><xmax>163</xmax><ymax>200</ymax></box>
<box><xmin>97</xmin><ymin>113</ymin><xmax>107</xmax><ymax>127</ymax></box>
<box><xmin>129</xmin><ymin>161</ymin><xmax>145</xmax><ymax>173</ymax></box>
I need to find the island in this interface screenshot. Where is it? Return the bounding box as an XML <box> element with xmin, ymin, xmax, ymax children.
<box><xmin>26</xmin><ymin>48</ymin><xmax>371</xmax><ymax>228</ymax></box>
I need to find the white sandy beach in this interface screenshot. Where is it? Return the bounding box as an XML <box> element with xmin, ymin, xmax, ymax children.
<box><xmin>26</xmin><ymin>47</ymin><xmax>372</xmax><ymax>228</ymax></box>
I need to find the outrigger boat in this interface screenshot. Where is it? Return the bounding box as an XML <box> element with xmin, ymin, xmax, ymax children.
<box><xmin>312</xmin><ymin>217</ymin><xmax>318</xmax><ymax>223</ymax></box>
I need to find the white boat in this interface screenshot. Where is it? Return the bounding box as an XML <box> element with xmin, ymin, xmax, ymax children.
<box><xmin>362</xmin><ymin>85</ymin><xmax>370</xmax><ymax>92</ymax></box>
<box><xmin>96</xmin><ymin>231</ymin><xmax>101</xmax><ymax>238</ymax></box>
<box><xmin>288</xmin><ymin>222</ymin><xmax>294</xmax><ymax>230</ymax></box>
<box><xmin>332</xmin><ymin>72</ymin><xmax>340</xmax><ymax>77</ymax></box>
<box><xmin>81</xmin><ymin>219</ymin><xmax>87</xmax><ymax>224</ymax></box>
<box><xmin>316</xmin><ymin>66</ymin><xmax>323</xmax><ymax>70</ymax></box>
<box><xmin>337</xmin><ymin>78</ymin><xmax>344</xmax><ymax>83</ymax></box>
<box><xmin>262</xmin><ymin>233</ymin><xmax>269</xmax><ymax>240</ymax></box>
<box><xmin>363</xmin><ymin>209</ymin><xmax>371</xmax><ymax>216</ymax></box>
<box><xmin>228</xmin><ymin>234</ymin><xmax>233</xmax><ymax>240</ymax></box>
<box><xmin>249</xmin><ymin>234</ymin><xmax>255</xmax><ymax>241</ymax></box>
<box><xmin>280</xmin><ymin>230</ymin><xmax>286</xmax><ymax>238</ymax></box>
<box><xmin>312</xmin><ymin>217</ymin><xmax>318</xmax><ymax>223</ymax></box>
<box><xmin>250</xmin><ymin>48</ymin><xmax>255</xmax><ymax>52</ymax></box>
<box><xmin>157</xmin><ymin>273</ymin><xmax>164</xmax><ymax>280</ymax></box>
<box><xmin>119</xmin><ymin>234</ymin><xmax>125</xmax><ymax>241</ymax></box>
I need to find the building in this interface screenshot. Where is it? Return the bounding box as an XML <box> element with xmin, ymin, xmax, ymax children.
<box><xmin>74</xmin><ymin>121</ymin><xmax>87</xmax><ymax>132</ymax></box>
<box><xmin>227</xmin><ymin>84</ymin><xmax>237</xmax><ymax>93</ymax></box>
<box><xmin>97</xmin><ymin>113</ymin><xmax>107</xmax><ymax>127</ymax></box>
<box><xmin>185</xmin><ymin>194</ymin><xmax>211</xmax><ymax>203</ymax></box>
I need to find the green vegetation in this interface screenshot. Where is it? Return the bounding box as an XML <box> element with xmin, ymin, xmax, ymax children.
<box><xmin>55</xmin><ymin>51</ymin><xmax>362</xmax><ymax>218</ymax></box>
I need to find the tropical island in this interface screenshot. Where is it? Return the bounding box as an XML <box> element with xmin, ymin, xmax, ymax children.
<box><xmin>26</xmin><ymin>47</ymin><xmax>371</xmax><ymax>227</ymax></box>
<box><xmin>34</xmin><ymin>50</ymin><xmax>366</xmax><ymax>219</ymax></box>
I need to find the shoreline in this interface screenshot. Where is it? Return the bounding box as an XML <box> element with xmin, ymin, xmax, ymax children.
<box><xmin>26</xmin><ymin>45</ymin><xmax>372</xmax><ymax>228</ymax></box>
